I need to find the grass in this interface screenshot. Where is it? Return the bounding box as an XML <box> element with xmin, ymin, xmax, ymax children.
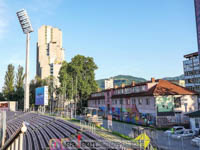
<box><xmin>63</xmin><ymin>117</ymin><xmax>80</xmax><ymax>123</ymax></box>
<box><xmin>111</xmin><ymin>131</ymin><xmax>135</xmax><ymax>141</ymax></box>
<box><xmin>95</xmin><ymin>125</ymin><xmax>107</xmax><ymax>131</ymax></box>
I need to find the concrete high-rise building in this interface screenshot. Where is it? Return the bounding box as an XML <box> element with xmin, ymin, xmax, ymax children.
<box><xmin>183</xmin><ymin>52</ymin><xmax>200</xmax><ymax>92</ymax></box>
<box><xmin>36</xmin><ymin>25</ymin><xmax>64</xmax><ymax>85</ymax></box>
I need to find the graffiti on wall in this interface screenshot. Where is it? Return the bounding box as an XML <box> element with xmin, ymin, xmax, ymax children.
<box><xmin>99</xmin><ymin>104</ymin><xmax>156</xmax><ymax>125</ymax></box>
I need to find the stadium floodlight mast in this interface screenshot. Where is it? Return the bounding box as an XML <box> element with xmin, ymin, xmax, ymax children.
<box><xmin>16</xmin><ymin>9</ymin><xmax>33</xmax><ymax>112</ymax></box>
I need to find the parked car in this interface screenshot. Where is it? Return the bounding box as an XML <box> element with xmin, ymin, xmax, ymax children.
<box><xmin>164</xmin><ymin>126</ymin><xmax>185</xmax><ymax>136</ymax></box>
<box><xmin>191</xmin><ymin>136</ymin><xmax>200</xmax><ymax>147</ymax></box>
<box><xmin>171</xmin><ymin>129</ymin><xmax>195</xmax><ymax>139</ymax></box>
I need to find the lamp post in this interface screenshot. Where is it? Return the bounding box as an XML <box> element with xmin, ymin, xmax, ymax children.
<box><xmin>16</xmin><ymin>9</ymin><xmax>33</xmax><ymax>112</ymax></box>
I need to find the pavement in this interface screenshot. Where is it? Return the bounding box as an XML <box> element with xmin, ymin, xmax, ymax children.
<box><xmin>102</xmin><ymin>119</ymin><xmax>200</xmax><ymax>150</ymax></box>
<box><xmin>46</xmin><ymin>113</ymin><xmax>200</xmax><ymax>150</ymax></box>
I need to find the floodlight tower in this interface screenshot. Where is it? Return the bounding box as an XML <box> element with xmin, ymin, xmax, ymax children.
<box><xmin>16</xmin><ymin>9</ymin><xmax>33</xmax><ymax>111</ymax></box>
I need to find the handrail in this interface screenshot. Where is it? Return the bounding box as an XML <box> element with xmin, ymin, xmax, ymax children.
<box><xmin>1</xmin><ymin>122</ymin><xmax>27</xmax><ymax>150</ymax></box>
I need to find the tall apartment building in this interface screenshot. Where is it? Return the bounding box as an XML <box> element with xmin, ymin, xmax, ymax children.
<box><xmin>36</xmin><ymin>25</ymin><xmax>64</xmax><ymax>85</ymax></box>
<box><xmin>183</xmin><ymin>52</ymin><xmax>200</xmax><ymax>92</ymax></box>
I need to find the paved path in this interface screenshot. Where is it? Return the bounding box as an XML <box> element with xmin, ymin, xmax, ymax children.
<box><xmin>102</xmin><ymin>119</ymin><xmax>200</xmax><ymax>150</ymax></box>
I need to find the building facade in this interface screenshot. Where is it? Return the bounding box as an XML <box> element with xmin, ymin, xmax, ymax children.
<box><xmin>88</xmin><ymin>79</ymin><xmax>198</xmax><ymax>127</ymax></box>
<box><xmin>183</xmin><ymin>52</ymin><xmax>200</xmax><ymax>93</ymax></box>
<box><xmin>170</xmin><ymin>80</ymin><xmax>185</xmax><ymax>87</ymax></box>
<box><xmin>104</xmin><ymin>78</ymin><xmax>114</xmax><ymax>89</ymax></box>
<box><xmin>36</xmin><ymin>25</ymin><xmax>64</xmax><ymax>85</ymax></box>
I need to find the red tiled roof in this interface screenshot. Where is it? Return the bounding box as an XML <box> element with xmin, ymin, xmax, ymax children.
<box><xmin>89</xmin><ymin>79</ymin><xmax>197</xmax><ymax>100</ymax></box>
<box><xmin>152</xmin><ymin>80</ymin><xmax>197</xmax><ymax>96</ymax></box>
<box><xmin>111</xmin><ymin>80</ymin><xmax>197</xmax><ymax>99</ymax></box>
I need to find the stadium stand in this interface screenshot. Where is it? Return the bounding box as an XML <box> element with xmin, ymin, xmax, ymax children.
<box><xmin>4</xmin><ymin>111</ymin><xmax>118</xmax><ymax>150</ymax></box>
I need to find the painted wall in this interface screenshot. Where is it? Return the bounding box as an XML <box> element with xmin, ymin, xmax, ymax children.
<box><xmin>88</xmin><ymin>94</ymin><xmax>198</xmax><ymax>127</ymax></box>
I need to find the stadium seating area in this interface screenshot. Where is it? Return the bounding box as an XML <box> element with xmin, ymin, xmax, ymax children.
<box><xmin>5</xmin><ymin>111</ymin><xmax>117</xmax><ymax>150</ymax></box>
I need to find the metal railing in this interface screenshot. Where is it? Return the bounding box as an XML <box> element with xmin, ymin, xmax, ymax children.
<box><xmin>1</xmin><ymin>122</ymin><xmax>27</xmax><ymax>150</ymax></box>
<box><xmin>80</xmin><ymin>120</ymin><xmax>96</xmax><ymax>134</ymax></box>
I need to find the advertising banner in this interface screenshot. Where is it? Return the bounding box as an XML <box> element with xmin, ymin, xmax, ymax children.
<box><xmin>35</xmin><ymin>86</ymin><xmax>48</xmax><ymax>106</ymax></box>
<box><xmin>0</xmin><ymin>103</ymin><xmax>8</xmax><ymax>111</ymax></box>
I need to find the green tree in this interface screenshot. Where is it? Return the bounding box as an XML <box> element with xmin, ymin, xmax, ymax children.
<box><xmin>59</xmin><ymin>55</ymin><xmax>98</xmax><ymax>112</ymax></box>
<box><xmin>3</xmin><ymin>64</ymin><xmax>15</xmax><ymax>100</ymax></box>
<box><xmin>0</xmin><ymin>92</ymin><xmax>5</xmax><ymax>101</ymax></box>
<box><xmin>15</xmin><ymin>65</ymin><xmax>24</xmax><ymax>110</ymax></box>
<box><xmin>15</xmin><ymin>65</ymin><xmax>24</xmax><ymax>89</ymax></box>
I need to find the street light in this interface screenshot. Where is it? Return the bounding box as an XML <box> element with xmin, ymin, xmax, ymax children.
<box><xmin>16</xmin><ymin>9</ymin><xmax>33</xmax><ymax>111</ymax></box>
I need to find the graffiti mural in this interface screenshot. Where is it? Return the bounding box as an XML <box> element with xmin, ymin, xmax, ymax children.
<box><xmin>108</xmin><ymin>104</ymin><xmax>156</xmax><ymax>126</ymax></box>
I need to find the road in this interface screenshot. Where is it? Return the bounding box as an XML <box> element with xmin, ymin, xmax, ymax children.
<box><xmin>102</xmin><ymin>119</ymin><xmax>200</xmax><ymax>150</ymax></box>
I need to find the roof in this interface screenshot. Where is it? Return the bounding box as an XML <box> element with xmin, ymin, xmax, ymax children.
<box><xmin>184</xmin><ymin>52</ymin><xmax>198</xmax><ymax>58</ymax></box>
<box><xmin>89</xmin><ymin>79</ymin><xmax>197</xmax><ymax>100</ymax></box>
<box><xmin>185</xmin><ymin>110</ymin><xmax>200</xmax><ymax>117</ymax></box>
<box><xmin>152</xmin><ymin>80</ymin><xmax>197</xmax><ymax>96</ymax></box>
<box><xmin>112</xmin><ymin>79</ymin><xmax>197</xmax><ymax>99</ymax></box>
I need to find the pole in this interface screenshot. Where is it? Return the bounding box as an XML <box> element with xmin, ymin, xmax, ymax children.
<box><xmin>181</xmin><ymin>137</ymin><xmax>184</xmax><ymax>150</ymax></box>
<box><xmin>24</xmin><ymin>33</ymin><xmax>30</xmax><ymax>112</ymax></box>
<box><xmin>71</xmin><ymin>77</ymin><xmax>72</xmax><ymax>118</ymax></box>
<box><xmin>75</xmin><ymin>76</ymin><xmax>77</xmax><ymax>118</ymax></box>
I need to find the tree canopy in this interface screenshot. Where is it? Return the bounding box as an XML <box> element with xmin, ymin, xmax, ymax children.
<box><xmin>3</xmin><ymin>64</ymin><xmax>15</xmax><ymax>100</ymax></box>
<box><xmin>58</xmin><ymin>55</ymin><xmax>98</xmax><ymax>110</ymax></box>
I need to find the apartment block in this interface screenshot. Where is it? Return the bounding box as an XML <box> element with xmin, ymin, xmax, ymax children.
<box><xmin>183</xmin><ymin>52</ymin><xmax>200</xmax><ymax>92</ymax></box>
<box><xmin>36</xmin><ymin>25</ymin><xmax>64</xmax><ymax>85</ymax></box>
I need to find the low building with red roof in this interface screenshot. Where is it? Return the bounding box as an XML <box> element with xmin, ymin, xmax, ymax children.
<box><xmin>88</xmin><ymin>78</ymin><xmax>198</xmax><ymax>127</ymax></box>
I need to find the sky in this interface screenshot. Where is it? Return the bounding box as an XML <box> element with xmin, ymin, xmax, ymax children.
<box><xmin>0</xmin><ymin>0</ymin><xmax>198</xmax><ymax>90</ymax></box>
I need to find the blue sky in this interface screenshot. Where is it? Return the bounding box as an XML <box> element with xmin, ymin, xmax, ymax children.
<box><xmin>0</xmin><ymin>0</ymin><xmax>198</xmax><ymax>90</ymax></box>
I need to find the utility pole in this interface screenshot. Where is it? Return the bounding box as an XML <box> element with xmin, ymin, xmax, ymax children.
<box><xmin>75</xmin><ymin>76</ymin><xmax>77</xmax><ymax>118</ymax></box>
<box><xmin>72</xmin><ymin>78</ymin><xmax>74</xmax><ymax>118</ymax></box>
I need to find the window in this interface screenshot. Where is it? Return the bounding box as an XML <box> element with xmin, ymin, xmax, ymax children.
<box><xmin>131</xmin><ymin>98</ymin><xmax>135</xmax><ymax>104</ymax></box>
<box><xmin>50</xmin><ymin>63</ymin><xmax>54</xmax><ymax>75</ymax></box>
<box><xmin>112</xmin><ymin>100</ymin><xmax>115</xmax><ymax>105</ymax></box>
<box><xmin>146</xmin><ymin>98</ymin><xmax>150</xmax><ymax>105</ymax></box>
<box><xmin>139</xmin><ymin>99</ymin><xmax>142</xmax><ymax>105</ymax></box>
<box><xmin>195</xmin><ymin>118</ymin><xmax>200</xmax><ymax>128</ymax></box>
<box><xmin>120</xmin><ymin>99</ymin><xmax>123</xmax><ymax>105</ymax></box>
<box><xmin>103</xmin><ymin>100</ymin><xmax>105</xmax><ymax>104</ymax></box>
<box><xmin>125</xmin><ymin>99</ymin><xmax>130</xmax><ymax>105</ymax></box>
<box><xmin>174</xmin><ymin>97</ymin><xmax>181</xmax><ymax>108</ymax></box>
<box><xmin>98</xmin><ymin>100</ymin><xmax>100</xmax><ymax>104</ymax></box>
<box><xmin>47</xmin><ymin>43</ymin><xmax>50</xmax><ymax>56</ymax></box>
<box><xmin>115</xmin><ymin>100</ymin><xmax>117</xmax><ymax>105</ymax></box>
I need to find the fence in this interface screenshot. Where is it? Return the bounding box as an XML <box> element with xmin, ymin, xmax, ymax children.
<box><xmin>1</xmin><ymin>122</ymin><xmax>27</xmax><ymax>150</ymax></box>
<box><xmin>80</xmin><ymin>120</ymin><xmax>96</xmax><ymax>134</ymax></box>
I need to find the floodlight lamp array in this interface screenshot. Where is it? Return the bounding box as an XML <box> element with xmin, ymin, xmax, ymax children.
<box><xmin>16</xmin><ymin>9</ymin><xmax>33</xmax><ymax>34</ymax></box>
